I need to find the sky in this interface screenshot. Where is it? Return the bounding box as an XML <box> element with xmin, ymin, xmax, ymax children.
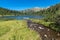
<box><xmin>0</xmin><ymin>0</ymin><xmax>60</xmax><ymax>10</ymax></box>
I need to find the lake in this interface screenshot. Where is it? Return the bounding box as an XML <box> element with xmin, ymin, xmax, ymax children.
<box><xmin>0</xmin><ymin>16</ymin><xmax>43</xmax><ymax>20</ymax></box>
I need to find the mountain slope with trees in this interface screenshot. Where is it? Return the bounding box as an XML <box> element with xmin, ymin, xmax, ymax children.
<box><xmin>36</xmin><ymin>3</ymin><xmax>60</xmax><ymax>32</ymax></box>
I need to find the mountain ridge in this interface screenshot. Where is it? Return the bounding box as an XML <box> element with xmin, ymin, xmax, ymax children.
<box><xmin>0</xmin><ymin>3</ymin><xmax>60</xmax><ymax>16</ymax></box>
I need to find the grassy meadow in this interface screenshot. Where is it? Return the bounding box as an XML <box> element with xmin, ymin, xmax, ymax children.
<box><xmin>0</xmin><ymin>20</ymin><xmax>41</xmax><ymax>40</ymax></box>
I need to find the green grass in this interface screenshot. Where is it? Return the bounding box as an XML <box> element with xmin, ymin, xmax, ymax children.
<box><xmin>0</xmin><ymin>20</ymin><xmax>41</xmax><ymax>40</ymax></box>
<box><xmin>30</xmin><ymin>19</ymin><xmax>51</xmax><ymax>26</ymax></box>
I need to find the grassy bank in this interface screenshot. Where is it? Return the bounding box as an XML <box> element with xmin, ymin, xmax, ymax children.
<box><xmin>30</xmin><ymin>19</ymin><xmax>59</xmax><ymax>32</ymax></box>
<box><xmin>0</xmin><ymin>20</ymin><xmax>41</xmax><ymax>40</ymax></box>
<box><xmin>30</xmin><ymin>19</ymin><xmax>51</xmax><ymax>26</ymax></box>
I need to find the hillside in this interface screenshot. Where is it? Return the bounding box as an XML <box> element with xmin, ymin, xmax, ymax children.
<box><xmin>36</xmin><ymin>3</ymin><xmax>60</xmax><ymax>32</ymax></box>
<box><xmin>0</xmin><ymin>7</ymin><xmax>20</xmax><ymax>16</ymax></box>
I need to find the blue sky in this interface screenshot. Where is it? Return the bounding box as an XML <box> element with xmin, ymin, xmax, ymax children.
<box><xmin>0</xmin><ymin>0</ymin><xmax>60</xmax><ymax>10</ymax></box>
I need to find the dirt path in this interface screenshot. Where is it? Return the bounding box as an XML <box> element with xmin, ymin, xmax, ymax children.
<box><xmin>27</xmin><ymin>20</ymin><xmax>60</xmax><ymax>40</ymax></box>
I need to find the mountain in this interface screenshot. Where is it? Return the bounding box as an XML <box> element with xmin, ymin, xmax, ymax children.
<box><xmin>30</xmin><ymin>7</ymin><xmax>43</xmax><ymax>12</ymax></box>
<box><xmin>21</xmin><ymin>7</ymin><xmax>43</xmax><ymax>13</ymax></box>
<box><xmin>0</xmin><ymin>3</ymin><xmax>60</xmax><ymax>16</ymax></box>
